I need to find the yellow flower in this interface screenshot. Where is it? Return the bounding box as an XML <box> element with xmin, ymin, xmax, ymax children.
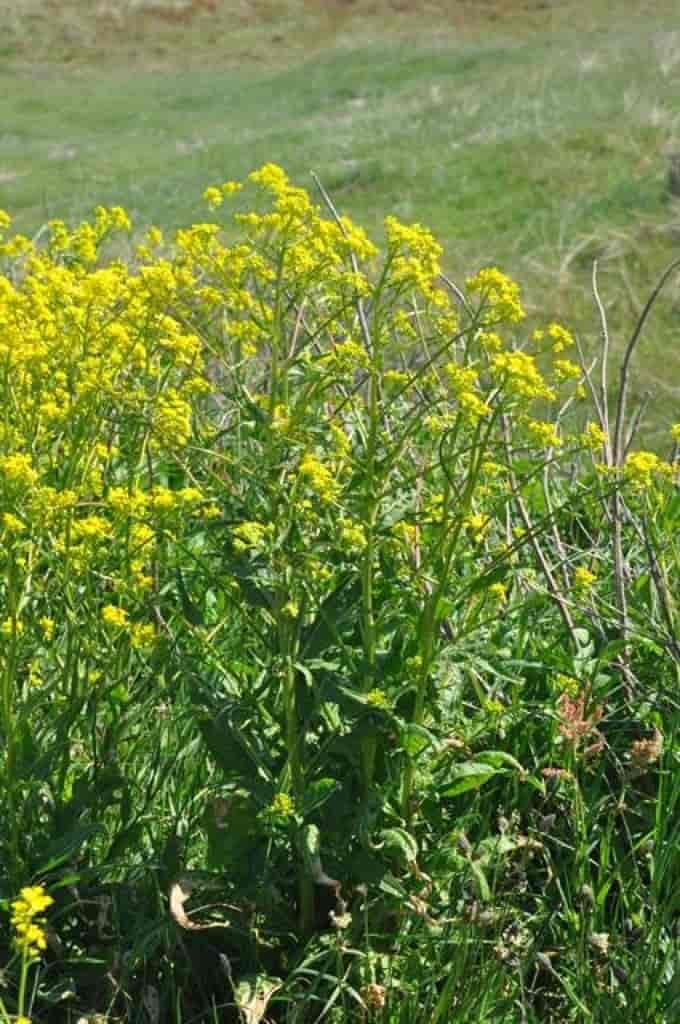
<box><xmin>464</xmin><ymin>513</ymin><xmax>490</xmax><ymax>541</ymax></box>
<box><xmin>573</xmin><ymin>566</ymin><xmax>597</xmax><ymax>590</ymax></box>
<box><xmin>458</xmin><ymin>390</ymin><xmax>491</xmax><ymax>420</ymax></box>
<box><xmin>554</xmin><ymin>358</ymin><xmax>581</xmax><ymax>381</ymax></box>
<box><xmin>39</xmin><ymin>616</ymin><xmax>55</xmax><ymax>641</ymax></box>
<box><xmin>72</xmin><ymin>515</ymin><xmax>112</xmax><ymax>543</ymax></box>
<box><xmin>526</xmin><ymin>418</ymin><xmax>562</xmax><ymax>449</ymax></box>
<box><xmin>478</xmin><ymin>330</ymin><xmax>503</xmax><ymax>352</ymax></box>
<box><xmin>0</xmin><ymin>453</ymin><xmax>39</xmax><ymax>487</ymax></box>
<box><xmin>466</xmin><ymin>267</ymin><xmax>525</xmax><ymax>323</ymax></box>
<box><xmin>249</xmin><ymin>163</ymin><xmax>289</xmax><ymax>192</ymax></box>
<box><xmin>491</xmin><ymin>351</ymin><xmax>555</xmax><ymax>402</ymax></box>
<box><xmin>366</xmin><ymin>688</ymin><xmax>391</xmax><ymax>710</ymax></box>
<box><xmin>320</xmin><ymin>339</ymin><xmax>369</xmax><ymax>374</ymax></box>
<box><xmin>625</xmin><ymin>450</ymin><xmax>671</xmax><ymax>489</ymax></box>
<box><xmin>582</xmin><ymin>422</ymin><xmax>608</xmax><ymax>452</ymax></box>
<box><xmin>298</xmin><ymin>453</ymin><xmax>340</xmax><ymax>503</ymax></box>
<box><xmin>232</xmin><ymin>521</ymin><xmax>268</xmax><ymax>551</ymax></box>
<box><xmin>155</xmin><ymin>390</ymin><xmax>192</xmax><ymax>447</ymax></box>
<box><xmin>1</xmin><ymin>618</ymin><xmax>24</xmax><ymax>636</ymax></box>
<box><xmin>547</xmin><ymin>322</ymin><xmax>574</xmax><ymax>352</ymax></box>
<box><xmin>130</xmin><ymin>623</ymin><xmax>155</xmax><ymax>649</ymax></box>
<box><xmin>267</xmin><ymin>792</ymin><xmax>296</xmax><ymax>819</ymax></box>
<box><xmin>203</xmin><ymin>186</ymin><xmax>224</xmax><ymax>209</ymax></box>
<box><xmin>383</xmin><ymin>369</ymin><xmax>409</xmax><ymax>391</ymax></box>
<box><xmin>488</xmin><ymin>582</ymin><xmax>507</xmax><ymax>603</ymax></box>
<box><xmin>102</xmin><ymin>605</ymin><xmax>129</xmax><ymax>629</ymax></box>
<box><xmin>339</xmin><ymin>519</ymin><xmax>367</xmax><ymax>551</ymax></box>
<box><xmin>10</xmin><ymin>885</ymin><xmax>53</xmax><ymax>959</ymax></box>
<box><xmin>2</xmin><ymin>512</ymin><xmax>25</xmax><ymax>534</ymax></box>
<box><xmin>554</xmin><ymin>673</ymin><xmax>580</xmax><ymax>697</ymax></box>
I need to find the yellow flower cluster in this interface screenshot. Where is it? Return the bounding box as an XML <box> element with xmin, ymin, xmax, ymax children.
<box><xmin>525</xmin><ymin>418</ymin><xmax>562</xmax><ymax>449</ymax></box>
<box><xmin>385</xmin><ymin>215</ymin><xmax>444</xmax><ymax>299</ymax></box>
<box><xmin>232</xmin><ymin>521</ymin><xmax>271</xmax><ymax>552</ymax></box>
<box><xmin>491</xmin><ymin>351</ymin><xmax>555</xmax><ymax>402</ymax></box>
<box><xmin>573</xmin><ymin>566</ymin><xmax>597</xmax><ymax>590</ymax></box>
<box><xmin>464</xmin><ymin>513</ymin><xmax>490</xmax><ymax>541</ymax></box>
<box><xmin>298</xmin><ymin>453</ymin><xmax>340</xmax><ymax>503</ymax></box>
<box><xmin>339</xmin><ymin>518</ymin><xmax>367</xmax><ymax>551</ymax></box>
<box><xmin>268</xmin><ymin>792</ymin><xmax>296</xmax><ymax>819</ymax></box>
<box><xmin>366</xmin><ymin>688</ymin><xmax>391</xmax><ymax>710</ymax></box>
<box><xmin>466</xmin><ymin>267</ymin><xmax>525</xmax><ymax>323</ymax></box>
<box><xmin>624</xmin><ymin>451</ymin><xmax>672</xmax><ymax>489</ymax></box>
<box><xmin>582</xmin><ymin>422</ymin><xmax>608</xmax><ymax>452</ymax></box>
<box><xmin>444</xmin><ymin>362</ymin><xmax>491</xmax><ymax>420</ymax></box>
<box><xmin>10</xmin><ymin>885</ymin><xmax>53</xmax><ymax>959</ymax></box>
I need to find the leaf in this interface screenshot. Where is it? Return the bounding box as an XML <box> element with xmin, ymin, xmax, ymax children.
<box><xmin>400</xmin><ymin>722</ymin><xmax>437</xmax><ymax>758</ymax></box>
<box><xmin>298</xmin><ymin>825</ymin><xmax>339</xmax><ymax>887</ymax></box>
<box><xmin>222</xmin><ymin>551</ymin><xmax>275</xmax><ymax>610</ymax></box>
<box><xmin>379</xmin><ymin>827</ymin><xmax>418</xmax><ymax>865</ymax></box>
<box><xmin>440</xmin><ymin>762</ymin><xmax>501</xmax><ymax>797</ymax></box>
<box><xmin>300</xmin><ymin>576</ymin><xmax>362</xmax><ymax>658</ymax></box>
<box><xmin>300</xmin><ymin>778</ymin><xmax>340</xmax><ymax>818</ymax></box>
<box><xmin>469</xmin><ymin>859</ymin><xmax>491</xmax><ymax>902</ymax></box>
<box><xmin>596</xmin><ymin>639</ymin><xmax>629</xmax><ymax>664</ymax></box>
<box><xmin>234</xmin><ymin>974</ymin><xmax>283</xmax><ymax>1024</ymax></box>
<box><xmin>40</xmin><ymin>823</ymin><xmax>106</xmax><ymax>873</ymax></box>
<box><xmin>197</xmin><ymin>711</ymin><xmax>272</xmax><ymax>794</ymax></box>
<box><xmin>176</xmin><ymin>568</ymin><xmax>204</xmax><ymax>626</ymax></box>
<box><xmin>475</xmin><ymin>749</ymin><xmax>524</xmax><ymax>773</ymax></box>
<box><xmin>465</xmin><ymin>565</ymin><xmax>508</xmax><ymax>597</ymax></box>
<box><xmin>573</xmin><ymin>627</ymin><xmax>593</xmax><ymax>651</ymax></box>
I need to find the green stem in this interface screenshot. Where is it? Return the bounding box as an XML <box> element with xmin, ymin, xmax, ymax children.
<box><xmin>280</xmin><ymin>616</ymin><xmax>315</xmax><ymax>935</ymax></box>
<box><xmin>1</xmin><ymin>550</ymin><xmax>21</xmax><ymax>887</ymax></box>
<box><xmin>360</xmin><ymin>352</ymin><xmax>381</xmax><ymax>800</ymax></box>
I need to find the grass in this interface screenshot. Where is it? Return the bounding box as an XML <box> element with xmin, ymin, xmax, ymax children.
<box><xmin>1</xmin><ymin>1</ymin><xmax>680</xmax><ymax>440</ymax></box>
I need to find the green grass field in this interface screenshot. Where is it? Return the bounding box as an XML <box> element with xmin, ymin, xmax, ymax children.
<box><xmin>1</xmin><ymin>0</ymin><xmax>679</xmax><ymax>434</ymax></box>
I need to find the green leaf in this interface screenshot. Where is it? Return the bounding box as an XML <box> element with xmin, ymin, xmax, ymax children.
<box><xmin>197</xmin><ymin>712</ymin><xmax>272</xmax><ymax>797</ymax></box>
<box><xmin>469</xmin><ymin>859</ymin><xmax>491</xmax><ymax>902</ymax></box>
<box><xmin>300</xmin><ymin>778</ymin><xmax>340</xmax><ymax>818</ymax></box>
<box><xmin>379</xmin><ymin>827</ymin><xmax>418</xmax><ymax>865</ymax></box>
<box><xmin>441</xmin><ymin>762</ymin><xmax>501</xmax><ymax>797</ymax></box>
<box><xmin>465</xmin><ymin>565</ymin><xmax>508</xmax><ymax>597</ymax></box>
<box><xmin>475</xmin><ymin>749</ymin><xmax>524</xmax><ymax>773</ymax></box>
<box><xmin>40</xmin><ymin>823</ymin><xmax>106</xmax><ymax>873</ymax></box>
<box><xmin>298</xmin><ymin>824</ymin><xmax>339</xmax><ymax>885</ymax></box>
<box><xmin>400</xmin><ymin>722</ymin><xmax>437</xmax><ymax>758</ymax></box>
<box><xmin>222</xmin><ymin>551</ymin><xmax>275</xmax><ymax>610</ymax></box>
<box><xmin>300</xmin><ymin>576</ymin><xmax>362</xmax><ymax>658</ymax></box>
<box><xmin>176</xmin><ymin>568</ymin><xmax>204</xmax><ymax>625</ymax></box>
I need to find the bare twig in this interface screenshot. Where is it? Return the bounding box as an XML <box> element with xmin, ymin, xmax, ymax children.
<box><xmin>502</xmin><ymin>416</ymin><xmax>577</xmax><ymax>644</ymax></box>
<box><xmin>591</xmin><ymin>261</ymin><xmax>613</xmax><ymax>465</ymax></box>
<box><xmin>310</xmin><ymin>171</ymin><xmax>373</xmax><ymax>357</ymax></box>
<box><xmin>613</xmin><ymin>256</ymin><xmax>680</xmax><ymax>467</ymax></box>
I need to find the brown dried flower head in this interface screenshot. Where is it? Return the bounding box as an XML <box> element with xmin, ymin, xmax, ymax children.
<box><xmin>630</xmin><ymin>728</ymin><xmax>663</xmax><ymax>771</ymax></box>
<box><xmin>557</xmin><ymin>692</ymin><xmax>604</xmax><ymax>753</ymax></box>
<box><xmin>361</xmin><ymin>983</ymin><xmax>387</xmax><ymax>1012</ymax></box>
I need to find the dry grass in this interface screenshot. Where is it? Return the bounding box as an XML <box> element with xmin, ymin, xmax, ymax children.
<box><xmin>1</xmin><ymin>0</ymin><xmax>672</xmax><ymax>71</ymax></box>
